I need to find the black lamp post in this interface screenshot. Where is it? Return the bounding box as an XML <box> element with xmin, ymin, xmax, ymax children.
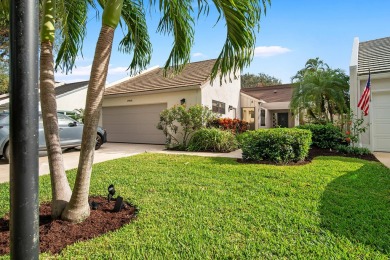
<box><xmin>9</xmin><ymin>0</ymin><xmax>39</xmax><ymax>259</ymax></box>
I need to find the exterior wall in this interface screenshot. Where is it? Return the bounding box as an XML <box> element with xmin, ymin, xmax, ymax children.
<box><xmin>240</xmin><ymin>93</ymin><xmax>260</xmax><ymax>129</ymax></box>
<box><xmin>201</xmin><ymin>76</ymin><xmax>241</xmax><ymax>119</ymax></box>
<box><xmin>355</xmin><ymin>75</ymin><xmax>390</xmax><ymax>149</ymax></box>
<box><xmin>103</xmin><ymin>89</ymin><xmax>201</xmax><ymax>109</ymax></box>
<box><xmin>55</xmin><ymin>87</ymin><xmax>88</xmax><ymax>111</ymax></box>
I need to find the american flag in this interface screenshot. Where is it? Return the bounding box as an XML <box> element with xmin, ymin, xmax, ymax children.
<box><xmin>357</xmin><ymin>73</ymin><xmax>371</xmax><ymax>116</ymax></box>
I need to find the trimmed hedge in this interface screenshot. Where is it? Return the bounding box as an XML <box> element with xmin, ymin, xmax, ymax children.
<box><xmin>187</xmin><ymin>128</ymin><xmax>238</xmax><ymax>153</ymax></box>
<box><xmin>297</xmin><ymin>124</ymin><xmax>344</xmax><ymax>149</ymax></box>
<box><xmin>335</xmin><ymin>145</ymin><xmax>372</xmax><ymax>155</ymax></box>
<box><xmin>240</xmin><ymin>128</ymin><xmax>312</xmax><ymax>163</ymax></box>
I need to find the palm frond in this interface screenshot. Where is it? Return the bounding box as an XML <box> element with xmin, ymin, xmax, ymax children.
<box><xmin>206</xmin><ymin>0</ymin><xmax>270</xmax><ymax>83</ymax></box>
<box><xmin>118</xmin><ymin>0</ymin><xmax>152</xmax><ymax>75</ymax></box>
<box><xmin>154</xmin><ymin>0</ymin><xmax>195</xmax><ymax>76</ymax></box>
<box><xmin>55</xmin><ymin>0</ymin><xmax>89</xmax><ymax>73</ymax></box>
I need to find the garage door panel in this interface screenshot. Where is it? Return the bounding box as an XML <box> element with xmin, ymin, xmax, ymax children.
<box><xmin>103</xmin><ymin>103</ymin><xmax>166</xmax><ymax>144</ymax></box>
<box><xmin>372</xmin><ymin>92</ymin><xmax>390</xmax><ymax>152</ymax></box>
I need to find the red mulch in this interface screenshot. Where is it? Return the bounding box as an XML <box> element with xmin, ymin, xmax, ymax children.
<box><xmin>0</xmin><ymin>148</ymin><xmax>380</xmax><ymax>256</ymax></box>
<box><xmin>0</xmin><ymin>196</ymin><xmax>137</xmax><ymax>255</ymax></box>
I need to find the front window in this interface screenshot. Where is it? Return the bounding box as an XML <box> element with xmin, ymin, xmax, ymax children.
<box><xmin>212</xmin><ymin>100</ymin><xmax>226</xmax><ymax>114</ymax></box>
<box><xmin>260</xmin><ymin>109</ymin><xmax>265</xmax><ymax>126</ymax></box>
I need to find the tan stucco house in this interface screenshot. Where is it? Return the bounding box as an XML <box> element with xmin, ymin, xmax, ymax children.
<box><xmin>102</xmin><ymin>59</ymin><xmax>241</xmax><ymax>144</ymax></box>
<box><xmin>350</xmin><ymin>36</ymin><xmax>390</xmax><ymax>152</ymax></box>
<box><xmin>240</xmin><ymin>84</ymin><xmax>298</xmax><ymax>130</ymax></box>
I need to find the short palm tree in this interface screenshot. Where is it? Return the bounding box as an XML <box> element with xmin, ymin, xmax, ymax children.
<box><xmin>290</xmin><ymin>59</ymin><xmax>349</xmax><ymax>124</ymax></box>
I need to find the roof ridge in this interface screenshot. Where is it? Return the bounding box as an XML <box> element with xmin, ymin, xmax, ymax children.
<box><xmin>361</xmin><ymin>36</ymin><xmax>390</xmax><ymax>44</ymax></box>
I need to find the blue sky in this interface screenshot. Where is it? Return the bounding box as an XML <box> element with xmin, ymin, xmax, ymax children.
<box><xmin>55</xmin><ymin>0</ymin><xmax>390</xmax><ymax>84</ymax></box>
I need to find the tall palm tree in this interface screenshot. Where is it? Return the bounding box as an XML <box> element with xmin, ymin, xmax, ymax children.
<box><xmin>61</xmin><ymin>0</ymin><xmax>271</xmax><ymax>222</ymax></box>
<box><xmin>40</xmin><ymin>0</ymin><xmax>95</xmax><ymax>218</ymax></box>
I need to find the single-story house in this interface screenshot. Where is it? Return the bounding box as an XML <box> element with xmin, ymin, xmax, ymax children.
<box><xmin>0</xmin><ymin>80</ymin><xmax>89</xmax><ymax>112</ymax></box>
<box><xmin>240</xmin><ymin>84</ymin><xmax>299</xmax><ymax>130</ymax></box>
<box><xmin>350</xmin><ymin>36</ymin><xmax>390</xmax><ymax>152</ymax></box>
<box><xmin>102</xmin><ymin>59</ymin><xmax>241</xmax><ymax>144</ymax></box>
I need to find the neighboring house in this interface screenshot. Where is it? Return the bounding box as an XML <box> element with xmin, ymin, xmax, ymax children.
<box><xmin>102</xmin><ymin>59</ymin><xmax>240</xmax><ymax>144</ymax></box>
<box><xmin>240</xmin><ymin>84</ymin><xmax>299</xmax><ymax>130</ymax></box>
<box><xmin>0</xmin><ymin>81</ymin><xmax>89</xmax><ymax>112</ymax></box>
<box><xmin>350</xmin><ymin>36</ymin><xmax>390</xmax><ymax>152</ymax></box>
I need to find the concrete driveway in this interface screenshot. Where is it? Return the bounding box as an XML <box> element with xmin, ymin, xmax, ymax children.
<box><xmin>0</xmin><ymin>143</ymin><xmax>165</xmax><ymax>183</ymax></box>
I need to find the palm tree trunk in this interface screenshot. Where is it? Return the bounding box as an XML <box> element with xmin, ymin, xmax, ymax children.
<box><xmin>61</xmin><ymin>26</ymin><xmax>115</xmax><ymax>223</ymax></box>
<box><xmin>40</xmin><ymin>40</ymin><xmax>72</xmax><ymax>218</ymax></box>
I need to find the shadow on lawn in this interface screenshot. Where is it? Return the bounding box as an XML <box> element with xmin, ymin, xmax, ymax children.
<box><xmin>319</xmin><ymin>161</ymin><xmax>390</xmax><ymax>254</ymax></box>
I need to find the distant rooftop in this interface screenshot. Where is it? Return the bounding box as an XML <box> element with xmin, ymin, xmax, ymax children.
<box><xmin>358</xmin><ymin>37</ymin><xmax>390</xmax><ymax>76</ymax></box>
<box><xmin>241</xmin><ymin>84</ymin><xmax>293</xmax><ymax>103</ymax></box>
<box><xmin>55</xmin><ymin>81</ymin><xmax>89</xmax><ymax>96</ymax></box>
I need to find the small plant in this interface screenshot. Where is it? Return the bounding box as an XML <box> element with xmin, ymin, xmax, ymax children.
<box><xmin>208</xmin><ymin>118</ymin><xmax>249</xmax><ymax>134</ymax></box>
<box><xmin>345</xmin><ymin>111</ymin><xmax>369</xmax><ymax>147</ymax></box>
<box><xmin>335</xmin><ymin>145</ymin><xmax>372</xmax><ymax>155</ymax></box>
<box><xmin>157</xmin><ymin>105</ymin><xmax>217</xmax><ymax>149</ymax></box>
<box><xmin>187</xmin><ymin>128</ymin><xmax>238</xmax><ymax>152</ymax></box>
<box><xmin>297</xmin><ymin>124</ymin><xmax>343</xmax><ymax>149</ymax></box>
<box><xmin>240</xmin><ymin>128</ymin><xmax>312</xmax><ymax>163</ymax></box>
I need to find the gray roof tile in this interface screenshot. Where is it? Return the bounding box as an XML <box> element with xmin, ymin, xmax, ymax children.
<box><xmin>358</xmin><ymin>37</ymin><xmax>390</xmax><ymax>75</ymax></box>
<box><xmin>104</xmin><ymin>59</ymin><xmax>217</xmax><ymax>96</ymax></box>
<box><xmin>241</xmin><ymin>84</ymin><xmax>293</xmax><ymax>103</ymax></box>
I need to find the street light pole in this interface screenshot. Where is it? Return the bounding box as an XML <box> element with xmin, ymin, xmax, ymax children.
<box><xmin>9</xmin><ymin>0</ymin><xmax>39</xmax><ymax>259</ymax></box>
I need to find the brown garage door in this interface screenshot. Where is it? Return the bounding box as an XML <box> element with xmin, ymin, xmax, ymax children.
<box><xmin>102</xmin><ymin>103</ymin><xmax>167</xmax><ymax>144</ymax></box>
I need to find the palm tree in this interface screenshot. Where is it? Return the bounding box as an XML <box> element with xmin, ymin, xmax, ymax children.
<box><xmin>61</xmin><ymin>0</ymin><xmax>271</xmax><ymax>222</ymax></box>
<box><xmin>290</xmin><ymin>59</ymin><xmax>349</xmax><ymax>124</ymax></box>
<box><xmin>39</xmin><ymin>0</ymin><xmax>96</xmax><ymax>218</ymax></box>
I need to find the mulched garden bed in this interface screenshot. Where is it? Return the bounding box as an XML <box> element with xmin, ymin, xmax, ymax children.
<box><xmin>0</xmin><ymin>196</ymin><xmax>137</xmax><ymax>255</ymax></box>
<box><xmin>0</xmin><ymin>148</ymin><xmax>381</xmax><ymax>256</ymax></box>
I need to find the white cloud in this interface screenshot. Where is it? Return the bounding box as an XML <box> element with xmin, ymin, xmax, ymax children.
<box><xmin>254</xmin><ymin>46</ymin><xmax>291</xmax><ymax>57</ymax></box>
<box><xmin>54</xmin><ymin>64</ymin><xmax>129</xmax><ymax>83</ymax></box>
<box><xmin>192</xmin><ymin>52</ymin><xmax>205</xmax><ymax>57</ymax></box>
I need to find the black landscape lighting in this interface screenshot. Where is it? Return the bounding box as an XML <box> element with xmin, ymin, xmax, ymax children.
<box><xmin>113</xmin><ymin>196</ymin><xmax>124</xmax><ymax>212</ymax></box>
<box><xmin>108</xmin><ymin>184</ymin><xmax>116</xmax><ymax>202</ymax></box>
<box><xmin>90</xmin><ymin>201</ymin><xmax>99</xmax><ymax>210</ymax></box>
<box><xmin>180</xmin><ymin>98</ymin><xmax>186</xmax><ymax>105</ymax></box>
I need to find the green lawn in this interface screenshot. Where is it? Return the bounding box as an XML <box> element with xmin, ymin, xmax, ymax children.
<box><xmin>1</xmin><ymin>153</ymin><xmax>390</xmax><ymax>259</ymax></box>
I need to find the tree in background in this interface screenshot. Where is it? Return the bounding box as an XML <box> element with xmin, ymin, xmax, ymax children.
<box><xmin>290</xmin><ymin>58</ymin><xmax>349</xmax><ymax>124</ymax></box>
<box><xmin>0</xmin><ymin>1</ymin><xmax>9</xmax><ymax>95</ymax></box>
<box><xmin>0</xmin><ymin>61</ymin><xmax>8</xmax><ymax>95</ymax></box>
<box><xmin>241</xmin><ymin>72</ymin><xmax>282</xmax><ymax>88</ymax></box>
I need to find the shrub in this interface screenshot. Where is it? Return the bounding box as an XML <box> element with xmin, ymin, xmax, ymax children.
<box><xmin>187</xmin><ymin>128</ymin><xmax>238</xmax><ymax>152</ymax></box>
<box><xmin>297</xmin><ymin>124</ymin><xmax>343</xmax><ymax>149</ymax></box>
<box><xmin>208</xmin><ymin>118</ymin><xmax>249</xmax><ymax>134</ymax></box>
<box><xmin>240</xmin><ymin>128</ymin><xmax>312</xmax><ymax>163</ymax></box>
<box><xmin>335</xmin><ymin>145</ymin><xmax>372</xmax><ymax>156</ymax></box>
<box><xmin>157</xmin><ymin>105</ymin><xmax>217</xmax><ymax>149</ymax></box>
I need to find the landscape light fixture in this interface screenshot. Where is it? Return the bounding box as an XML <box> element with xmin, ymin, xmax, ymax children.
<box><xmin>228</xmin><ymin>105</ymin><xmax>234</xmax><ymax>111</ymax></box>
<box><xmin>90</xmin><ymin>201</ymin><xmax>99</xmax><ymax>210</ymax></box>
<box><xmin>108</xmin><ymin>184</ymin><xmax>116</xmax><ymax>202</ymax></box>
<box><xmin>180</xmin><ymin>98</ymin><xmax>186</xmax><ymax>105</ymax></box>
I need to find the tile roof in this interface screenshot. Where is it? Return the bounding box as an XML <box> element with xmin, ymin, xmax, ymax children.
<box><xmin>358</xmin><ymin>37</ymin><xmax>390</xmax><ymax>76</ymax></box>
<box><xmin>104</xmin><ymin>59</ymin><xmax>217</xmax><ymax>96</ymax></box>
<box><xmin>55</xmin><ymin>81</ymin><xmax>89</xmax><ymax>96</ymax></box>
<box><xmin>0</xmin><ymin>81</ymin><xmax>89</xmax><ymax>104</ymax></box>
<box><xmin>241</xmin><ymin>84</ymin><xmax>293</xmax><ymax>103</ymax></box>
